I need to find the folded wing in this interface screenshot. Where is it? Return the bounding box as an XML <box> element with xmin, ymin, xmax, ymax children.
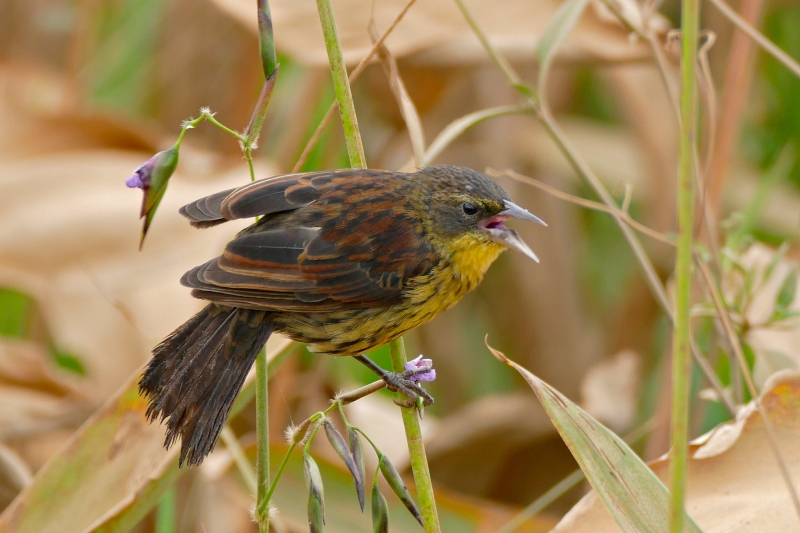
<box><xmin>178</xmin><ymin>169</ymin><xmax>438</xmax><ymax>311</ymax></box>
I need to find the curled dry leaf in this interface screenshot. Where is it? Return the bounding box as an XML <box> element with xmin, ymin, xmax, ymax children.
<box><xmin>210</xmin><ymin>0</ymin><xmax>654</xmax><ymax>66</ymax></box>
<box><xmin>553</xmin><ymin>370</ymin><xmax>800</xmax><ymax>532</ymax></box>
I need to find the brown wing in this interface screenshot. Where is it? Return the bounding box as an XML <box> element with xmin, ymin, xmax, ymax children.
<box><xmin>179</xmin><ymin>170</ymin><xmax>438</xmax><ymax>311</ymax></box>
<box><xmin>179</xmin><ymin>170</ymin><xmax>357</xmax><ymax>228</ymax></box>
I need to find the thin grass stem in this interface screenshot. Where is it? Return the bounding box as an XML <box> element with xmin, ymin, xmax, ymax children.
<box><xmin>255</xmin><ymin>348</ymin><xmax>270</xmax><ymax>533</ymax></box>
<box><xmin>315</xmin><ymin>0</ymin><xmax>366</xmax><ymax>169</ymax></box>
<box><xmin>669</xmin><ymin>0</ymin><xmax>699</xmax><ymax>529</ymax></box>
<box><xmin>708</xmin><ymin>0</ymin><xmax>800</xmax><ymax>79</ymax></box>
<box><xmin>696</xmin><ymin>259</ymin><xmax>800</xmax><ymax>518</ymax></box>
<box><xmin>491</xmin><ymin>168</ymin><xmax>736</xmax><ymax>415</ymax></box>
<box><xmin>292</xmin><ymin>0</ymin><xmax>418</xmax><ymax>172</ymax></box>
<box><xmin>221</xmin><ymin>426</ymin><xmax>258</xmax><ymax>495</ymax></box>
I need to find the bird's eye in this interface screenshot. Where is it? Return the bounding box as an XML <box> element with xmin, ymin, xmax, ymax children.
<box><xmin>462</xmin><ymin>202</ymin><xmax>478</xmax><ymax>215</ymax></box>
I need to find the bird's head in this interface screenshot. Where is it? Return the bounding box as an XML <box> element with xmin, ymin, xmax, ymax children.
<box><xmin>415</xmin><ymin>166</ymin><xmax>546</xmax><ymax>278</ymax></box>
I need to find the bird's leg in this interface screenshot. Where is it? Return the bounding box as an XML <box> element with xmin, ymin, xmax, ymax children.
<box><xmin>353</xmin><ymin>355</ymin><xmax>434</xmax><ymax>407</ymax></box>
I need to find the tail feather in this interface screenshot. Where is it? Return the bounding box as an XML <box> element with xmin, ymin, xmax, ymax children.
<box><xmin>139</xmin><ymin>304</ymin><xmax>272</xmax><ymax>466</ymax></box>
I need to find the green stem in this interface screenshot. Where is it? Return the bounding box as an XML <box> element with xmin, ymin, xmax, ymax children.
<box><xmin>314</xmin><ymin>0</ymin><xmax>366</xmax><ymax>169</ymax></box>
<box><xmin>246</xmin><ymin>149</ymin><xmax>257</xmax><ymax>182</ymax></box>
<box><xmin>205</xmin><ymin>115</ymin><xmax>244</xmax><ymax>140</ymax></box>
<box><xmin>155</xmin><ymin>485</ymin><xmax>176</xmax><ymax>533</ymax></box>
<box><xmin>670</xmin><ymin>0</ymin><xmax>699</xmax><ymax>530</ymax></box>
<box><xmin>389</xmin><ymin>338</ymin><xmax>441</xmax><ymax>533</ymax></box>
<box><xmin>249</xmin><ymin>4</ymin><xmax>279</xmax><ymax>521</ymax></box>
<box><xmin>313</xmin><ymin>2</ymin><xmax>438</xmax><ymax>528</ymax></box>
<box><xmin>244</xmin><ymin>69</ymin><xmax>280</xmax><ymax>148</ymax></box>
<box><xmin>255</xmin><ymin>347</ymin><xmax>270</xmax><ymax>533</ymax></box>
<box><xmin>259</xmin><ymin>442</ymin><xmax>297</xmax><ymax>513</ymax></box>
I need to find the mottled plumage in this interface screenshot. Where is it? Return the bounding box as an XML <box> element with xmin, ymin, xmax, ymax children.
<box><xmin>140</xmin><ymin>166</ymin><xmax>544</xmax><ymax>466</ymax></box>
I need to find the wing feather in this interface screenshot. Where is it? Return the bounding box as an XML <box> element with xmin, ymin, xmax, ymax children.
<box><xmin>179</xmin><ymin>169</ymin><xmax>440</xmax><ymax>311</ymax></box>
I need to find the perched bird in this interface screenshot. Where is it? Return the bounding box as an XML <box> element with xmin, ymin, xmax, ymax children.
<box><xmin>139</xmin><ymin>166</ymin><xmax>545</xmax><ymax>466</ymax></box>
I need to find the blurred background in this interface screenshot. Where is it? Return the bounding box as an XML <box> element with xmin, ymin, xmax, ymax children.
<box><xmin>0</xmin><ymin>0</ymin><xmax>799</xmax><ymax>531</ymax></box>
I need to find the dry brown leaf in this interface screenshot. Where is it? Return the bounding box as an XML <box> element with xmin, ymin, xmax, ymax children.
<box><xmin>0</xmin><ymin>444</ymin><xmax>30</xmax><ymax>514</ymax></box>
<box><xmin>580</xmin><ymin>349</ymin><xmax>642</xmax><ymax>433</ymax></box>
<box><xmin>424</xmin><ymin>392</ymin><xmax>577</xmax><ymax>508</ymax></box>
<box><xmin>0</xmin><ymin>148</ymin><xmax>273</xmax><ymax>401</ymax></box>
<box><xmin>552</xmin><ymin>370</ymin><xmax>800</xmax><ymax>532</ymax></box>
<box><xmin>211</xmin><ymin>0</ymin><xmax>654</xmax><ymax>66</ymax></box>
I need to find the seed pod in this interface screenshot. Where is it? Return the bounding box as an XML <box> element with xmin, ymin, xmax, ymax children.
<box><xmin>378</xmin><ymin>455</ymin><xmax>422</xmax><ymax>526</ymax></box>
<box><xmin>348</xmin><ymin>428</ymin><xmax>367</xmax><ymax>511</ymax></box>
<box><xmin>303</xmin><ymin>453</ymin><xmax>325</xmax><ymax>531</ymax></box>
<box><xmin>323</xmin><ymin>420</ymin><xmax>364</xmax><ymax>509</ymax></box>
<box><xmin>371</xmin><ymin>480</ymin><xmax>389</xmax><ymax>533</ymax></box>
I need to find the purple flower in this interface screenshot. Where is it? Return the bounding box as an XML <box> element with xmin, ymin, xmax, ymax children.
<box><xmin>404</xmin><ymin>355</ymin><xmax>436</xmax><ymax>383</ymax></box>
<box><xmin>125</xmin><ymin>148</ymin><xmax>179</xmax><ymax>248</ymax></box>
<box><xmin>125</xmin><ymin>164</ymin><xmax>150</xmax><ymax>189</ymax></box>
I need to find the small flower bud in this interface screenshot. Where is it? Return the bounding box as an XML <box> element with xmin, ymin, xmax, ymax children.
<box><xmin>285</xmin><ymin>416</ymin><xmax>315</xmax><ymax>445</ymax></box>
<box><xmin>371</xmin><ymin>480</ymin><xmax>389</xmax><ymax>533</ymax></box>
<box><xmin>324</xmin><ymin>420</ymin><xmax>364</xmax><ymax>510</ymax></box>
<box><xmin>349</xmin><ymin>428</ymin><xmax>367</xmax><ymax>511</ymax></box>
<box><xmin>125</xmin><ymin>148</ymin><xmax>179</xmax><ymax>248</ymax></box>
<box><xmin>303</xmin><ymin>452</ymin><xmax>325</xmax><ymax>531</ymax></box>
<box><xmin>308</xmin><ymin>489</ymin><xmax>324</xmax><ymax>533</ymax></box>
<box><xmin>378</xmin><ymin>455</ymin><xmax>422</xmax><ymax>526</ymax></box>
<box><xmin>404</xmin><ymin>355</ymin><xmax>436</xmax><ymax>383</ymax></box>
<box><xmin>257</xmin><ymin>0</ymin><xmax>278</xmax><ymax>79</ymax></box>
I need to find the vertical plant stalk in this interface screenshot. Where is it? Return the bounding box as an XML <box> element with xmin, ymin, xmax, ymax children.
<box><xmin>708</xmin><ymin>0</ymin><xmax>800</xmax><ymax>79</ymax></box>
<box><xmin>314</xmin><ymin>0</ymin><xmax>440</xmax><ymax>528</ymax></box>
<box><xmin>670</xmin><ymin>0</ymin><xmax>699</xmax><ymax>531</ymax></box>
<box><xmin>255</xmin><ymin>348</ymin><xmax>270</xmax><ymax>533</ymax></box>
<box><xmin>313</xmin><ymin>1</ymin><xmax>440</xmax><ymax>530</ymax></box>
<box><xmin>155</xmin><ymin>486</ymin><xmax>176</xmax><ymax>533</ymax></box>
<box><xmin>252</xmin><ymin>3</ymin><xmax>279</xmax><ymax>531</ymax></box>
<box><xmin>315</xmin><ymin>0</ymin><xmax>366</xmax><ymax>169</ymax></box>
<box><xmin>389</xmin><ymin>338</ymin><xmax>441</xmax><ymax>533</ymax></box>
<box><xmin>705</xmin><ymin>0</ymin><xmax>765</xmax><ymax>219</ymax></box>
<box><xmin>292</xmin><ymin>0</ymin><xmax>418</xmax><ymax>173</ymax></box>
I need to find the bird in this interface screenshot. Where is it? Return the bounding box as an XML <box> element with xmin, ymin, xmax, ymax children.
<box><xmin>138</xmin><ymin>165</ymin><xmax>545</xmax><ymax>466</ymax></box>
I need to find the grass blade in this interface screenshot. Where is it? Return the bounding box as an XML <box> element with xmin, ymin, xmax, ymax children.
<box><xmin>537</xmin><ymin>0</ymin><xmax>591</xmax><ymax>94</ymax></box>
<box><xmin>486</xmin><ymin>339</ymin><xmax>703</xmax><ymax>533</ymax></box>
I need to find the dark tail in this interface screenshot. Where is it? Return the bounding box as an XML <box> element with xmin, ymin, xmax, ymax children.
<box><xmin>139</xmin><ymin>304</ymin><xmax>273</xmax><ymax>466</ymax></box>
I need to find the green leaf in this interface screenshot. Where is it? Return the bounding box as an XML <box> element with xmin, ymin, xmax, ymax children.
<box><xmin>487</xmin><ymin>340</ymin><xmax>704</xmax><ymax>533</ymax></box>
<box><xmin>0</xmin><ymin>287</ymin><xmax>32</xmax><ymax>338</ymax></box>
<box><xmin>763</xmin><ymin>242</ymin><xmax>789</xmax><ymax>282</ymax></box>
<box><xmin>771</xmin><ymin>308</ymin><xmax>800</xmax><ymax>322</ymax></box>
<box><xmin>776</xmin><ymin>268</ymin><xmax>798</xmax><ymax>309</ymax></box>
<box><xmin>537</xmin><ymin>0</ymin><xmax>591</xmax><ymax>94</ymax></box>
<box><xmin>52</xmin><ymin>347</ymin><xmax>87</xmax><ymax>376</ymax></box>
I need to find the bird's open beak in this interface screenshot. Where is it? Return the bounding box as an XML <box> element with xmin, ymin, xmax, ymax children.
<box><xmin>480</xmin><ymin>200</ymin><xmax>546</xmax><ymax>263</ymax></box>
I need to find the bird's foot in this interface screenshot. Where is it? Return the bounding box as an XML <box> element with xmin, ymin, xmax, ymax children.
<box><xmin>352</xmin><ymin>354</ymin><xmax>435</xmax><ymax>409</ymax></box>
<box><xmin>382</xmin><ymin>367</ymin><xmax>434</xmax><ymax>408</ymax></box>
